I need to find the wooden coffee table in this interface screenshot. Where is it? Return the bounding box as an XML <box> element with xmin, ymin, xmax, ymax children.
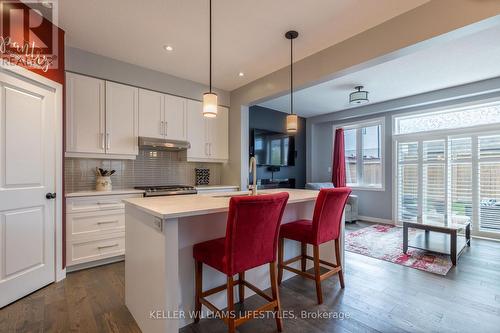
<box><xmin>403</xmin><ymin>220</ymin><xmax>471</xmax><ymax>265</ymax></box>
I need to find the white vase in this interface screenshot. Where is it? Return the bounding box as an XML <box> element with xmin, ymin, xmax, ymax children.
<box><xmin>96</xmin><ymin>176</ymin><xmax>112</xmax><ymax>191</ymax></box>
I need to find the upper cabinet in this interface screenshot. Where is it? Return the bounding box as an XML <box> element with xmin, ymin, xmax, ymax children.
<box><xmin>66</xmin><ymin>73</ymin><xmax>138</xmax><ymax>159</ymax></box>
<box><xmin>66</xmin><ymin>73</ymin><xmax>228</xmax><ymax>163</ymax></box>
<box><xmin>187</xmin><ymin>100</ymin><xmax>229</xmax><ymax>162</ymax></box>
<box><xmin>66</xmin><ymin>73</ymin><xmax>105</xmax><ymax>155</ymax></box>
<box><xmin>138</xmin><ymin>89</ymin><xmax>187</xmax><ymax>141</ymax></box>
<box><xmin>105</xmin><ymin>82</ymin><xmax>139</xmax><ymax>156</ymax></box>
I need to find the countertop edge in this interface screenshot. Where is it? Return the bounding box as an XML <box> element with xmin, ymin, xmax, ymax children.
<box><xmin>66</xmin><ymin>189</ymin><xmax>145</xmax><ymax>198</ymax></box>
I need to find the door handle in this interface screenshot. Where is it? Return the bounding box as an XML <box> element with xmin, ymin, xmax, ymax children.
<box><xmin>46</xmin><ymin>192</ymin><xmax>56</xmax><ymax>199</ymax></box>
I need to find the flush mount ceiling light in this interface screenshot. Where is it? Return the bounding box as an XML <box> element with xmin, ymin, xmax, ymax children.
<box><xmin>203</xmin><ymin>0</ymin><xmax>218</xmax><ymax>118</ymax></box>
<box><xmin>285</xmin><ymin>30</ymin><xmax>299</xmax><ymax>133</ymax></box>
<box><xmin>238</xmin><ymin>72</ymin><xmax>244</xmax><ymax>77</ymax></box>
<box><xmin>163</xmin><ymin>45</ymin><xmax>173</xmax><ymax>52</ymax></box>
<box><xmin>349</xmin><ymin>86</ymin><xmax>369</xmax><ymax>105</ymax></box>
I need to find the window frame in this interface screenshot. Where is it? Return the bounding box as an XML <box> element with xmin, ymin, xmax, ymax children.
<box><xmin>336</xmin><ymin>117</ymin><xmax>385</xmax><ymax>191</ymax></box>
<box><xmin>392</xmin><ymin>104</ymin><xmax>500</xmax><ymax>239</ymax></box>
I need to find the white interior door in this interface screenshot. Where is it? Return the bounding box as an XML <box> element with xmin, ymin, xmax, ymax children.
<box><xmin>0</xmin><ymin>71</ymin><xmax>56</xmax><ymax>308</ymax></box>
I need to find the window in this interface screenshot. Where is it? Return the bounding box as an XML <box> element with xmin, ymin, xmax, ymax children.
<box><xmin>394</xmin><ymin>102</ymin><xmax>500</xmax><ymax>239</ymax></box>
<box><xmin>340</xmin><ymin>119</ymin><xmax>384</xmax><ymax>189</ymax></box>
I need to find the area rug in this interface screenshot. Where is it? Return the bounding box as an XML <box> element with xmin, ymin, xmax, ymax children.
<box><xmin>346</xmin><ymin>224</ymin><xmax>452</xmax><ymax>275</ymax></box>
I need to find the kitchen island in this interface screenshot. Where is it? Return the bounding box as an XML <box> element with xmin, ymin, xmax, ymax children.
<box><xmin>123</xmin><ymin>189</ymin><xmax>345</xmax><ymax>333</ymax></box>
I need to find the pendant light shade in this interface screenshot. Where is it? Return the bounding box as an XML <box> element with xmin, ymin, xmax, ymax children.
<box><xmin>203</xmin><ymin>92</ymin><xmax>218</xmax><ymax>118</ymax></box>
<box><xmin>285</xmin><ymin>30</ymin><xmax>299</xmax><ymax>133</ymax></box>
<box><xmin>286</xmin><ymin>114</ymin><xmax>298</xmax><ymax>133</ymax></box>
<box><xmin>203</xmin><ymin>0</ymin><xmax>218</xmax><ymax>118</ymax></box>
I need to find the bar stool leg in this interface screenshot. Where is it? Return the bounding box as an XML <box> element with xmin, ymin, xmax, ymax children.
<box><xmin>278</xmin><ymin>238</ymin><xmax>284</xmax><ymax>285</ymax></box>
<box><xmin>313</xmin><ymin>245</ymin><xmax>323</xmax><ymax>304</ymax></box>
<box><xmin>238</xmin><ymin>272</ymin><xmax>245</xmax><ymax>303</ymax></box>
<box><xmin>335</xmin><ymin>239</ymin><xmax>345</xmax><ymax>288</ymax></box>
<box><xmin>227</xmin><ymin>276</ymin><xmax>236</xmax><ymax>333</ymax></box>
<box><xmin>301</xmin><ymin>242</ymin><xmax>307</xmax><ymax>272</ymax></box>
<box><xmin>269</xmin><ymin>262</ymin><xmax>283</xmax><ymax>332</ymax></box>
<box><xmin>194</xmin><ymin>261</ymin><xmax>203</xmax><ymax>323</ymax></box>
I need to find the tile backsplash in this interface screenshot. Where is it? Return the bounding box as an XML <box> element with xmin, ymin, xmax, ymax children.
<box><xmin>65</xmin><ymin>149</ymin><xmax>222</xmax><ymax>193</ymax></box>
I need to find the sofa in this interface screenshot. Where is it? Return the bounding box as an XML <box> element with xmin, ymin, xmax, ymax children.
<box><xmin>305</xmin><ymin>182</ymin><xmax>358</xmax><ymax>223</ymax></box>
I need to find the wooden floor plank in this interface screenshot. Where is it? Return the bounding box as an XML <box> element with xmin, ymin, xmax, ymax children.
<box><xmin>0</xmin><ymin>221</ymin><xmax>499</xmax><ymax>332</ymax></box>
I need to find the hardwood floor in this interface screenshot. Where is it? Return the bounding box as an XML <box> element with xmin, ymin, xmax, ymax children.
<box><xmin>2</xmin><ymin>222</ymin><xmax>500</xmax><ymax>333</ymax></box>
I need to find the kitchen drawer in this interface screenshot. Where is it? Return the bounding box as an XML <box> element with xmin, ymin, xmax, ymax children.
<box><xmin>66</xmin><ymin>194</ymin><xmax>141</xmax><ymax>213</ymax></box>
<box><xmin>67</xmin><ymin>209</ymin><xmax>124</xmax><ymax>240</ymax></box>
<box><xmin>67</xmin><ymin>233</ymin><xmax>125</xmax><ymax>267</ymax></box>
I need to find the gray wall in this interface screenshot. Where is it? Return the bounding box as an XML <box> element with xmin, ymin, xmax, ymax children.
<box><xmin>307</xmin><ymin>76</ymin><xmax>500</xmax><ymax>221</ymax></box>
<box><xmin>249</xmin><ymin>106</ymin><xmax>307</xmax><ymax>188</ymax></box>
<box><xmin>66</xmin><ymin>47</ymin><xmax>230</xmax><ymax>106</ymax></box>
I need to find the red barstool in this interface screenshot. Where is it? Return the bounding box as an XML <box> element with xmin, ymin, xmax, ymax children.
<box><xmin>193</xmin><ymin>192</ymin><xmax>289</xmax><ymax>333</ymax></box>
<box><xmin>278</xmin><ymin>187</ymin><xmax>351</xmax><ymax>304</ymax></box>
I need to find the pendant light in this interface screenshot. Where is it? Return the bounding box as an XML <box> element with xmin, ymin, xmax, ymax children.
<box><xmin>285</xmin><ymin>30</ymin><xmax>298</xmax><ymax>133</ymax></box>
<box><xmin>203</xmin><ymin>0</ymin><xmax>217</xmax><ymax>118</ymax></box>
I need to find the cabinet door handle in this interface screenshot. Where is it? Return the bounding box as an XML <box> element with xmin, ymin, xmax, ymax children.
<box><xmin>97</xmin><ymin>220</ymin><xmax>117</xmax><ymax>225</ymax></box>
<box><xmin>209</xmin><ymin>143</ymin><xmax>212</xmax><ymax>156</ymax></box>
<box><xmin>106</xmin><ymin>133</ymin><xmax>110</xmax><ymax>150</ymax></box>
<box><xmin>160</xmin><ymin>121</ymin><xmax>164</xmax><ymax>136</ymax></box>
<box><xmin>205</xmin><ymin>143</ymin><xmax>209</xmax><ymax>156</ymax></box>
<box><xmin>98</xmin><ymin>244</ymin><xmax>119</xmax><ymax>250</ymax></box>
<box><xmin>165</xmin><ymin>121</ymin><xmax>168</xmax><ymax>137</ymax></box>
<box><xmin>100</xmin><ymin>133</ymin><xmax>105</xmax><ymax>150</ymax></box>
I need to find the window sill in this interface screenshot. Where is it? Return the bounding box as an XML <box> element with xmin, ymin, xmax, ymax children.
<box><xmin>347</xmin><ymin>185</ymin><xmax>385</xmax><ymax>192</ymax></box>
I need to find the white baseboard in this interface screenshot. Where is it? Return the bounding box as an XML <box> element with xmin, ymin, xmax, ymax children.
<box><xmin>357</xmin><ymin>215</ymin><xmax>395</xmax><ymax>225</ymax></box>
<box><xmin>66</xmin><ymin>255</ymin><xmax>124</xmax><ymax>273</ymax></box>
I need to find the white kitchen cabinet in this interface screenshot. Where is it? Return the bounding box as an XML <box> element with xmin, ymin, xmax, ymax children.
<box><xmin>164</xmin><ymin>94</ymin><xmax>187</xmax><ymax>141</ymax></box>
<box><xmin>105</xmin><ymin>81</ymin><xmax>139</xmax><ymax>156</ymax></box>
<box><xmin>66</xmin><ymin>193</ymin><xmax>142</xmax><ymax>270</ymax></box>
<box><xmin>138</xmin><ymin>89</ymin><xmax>164</xmax><ymax>139</ymax></box>
<box><xmin>66</xmin><ymin>73</ymin><xmax>138</xmax><ymax>159</ymax></box>
<box><xmin>209</xmin><ymin>106</ymin><xmax>229</xmax><ymax>160</ymax></box>
<box><xmin>139</xmin><ymin>90</ymin><xmax>187</xmax><ymax>141</ymax></box>
<box><xmin>66</xmin><ymin>72</ymin><xmax>105</xmax><ymax>154</ymax></box>
<box><xmin>186</xmin><ymin>100</ymin><xmax>228</xmax><ymax>162</ymax></box>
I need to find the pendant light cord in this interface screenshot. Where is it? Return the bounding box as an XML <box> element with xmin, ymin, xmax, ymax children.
<box><xmin>209</xmin><ymin>0</ymin><xmax>212</xmax><ymax>93</ymax></box>
<box><xmin>290</xmin><ymin>36</ymin><xmax>293</xmax><ymax>115</ymax></box>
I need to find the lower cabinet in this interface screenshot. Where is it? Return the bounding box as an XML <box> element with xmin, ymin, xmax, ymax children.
<box><xmin>66</xmin><ymin>193</ymin><xmax>142</xmax><ymax>270</ymax></box>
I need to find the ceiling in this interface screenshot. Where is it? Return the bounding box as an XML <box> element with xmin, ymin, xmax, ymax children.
<box><xmin>57</xmin><ymin>0</ymin><xmax>430</xmax><ymax>91</ymax></box>
<box><xmin>258</xmin><ymin>23</ymin><xmax>500</xmax><ymax>118</ymax></box>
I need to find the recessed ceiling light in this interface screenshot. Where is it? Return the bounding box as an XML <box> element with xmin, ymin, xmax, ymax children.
<box><xmin>238</xmin><ymin>72</ymin><xmax>244</xmax><ymax>77</ymax></box>
<box><xmin>163</xmin><ymin>45</ymin><xmax>173</xmax><ymax>52</ymax></box>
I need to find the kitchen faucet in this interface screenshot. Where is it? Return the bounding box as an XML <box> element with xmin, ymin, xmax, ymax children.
<box><xmin>249</xmin><ymin>156</ymin><xmax>258</xmax><ymax>195</ymax></box>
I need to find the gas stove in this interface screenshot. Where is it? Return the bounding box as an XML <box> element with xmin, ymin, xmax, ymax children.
<box><xmin>134</xmin><ymin>185</ymin><xmax>197</xmax><ymax>197</ymax></box>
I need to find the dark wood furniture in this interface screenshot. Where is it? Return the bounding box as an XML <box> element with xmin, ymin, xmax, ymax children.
<box><xmin>403</xmin><ymin>220</ymin><xmax>471</xmax><ymax>265</ymax></box>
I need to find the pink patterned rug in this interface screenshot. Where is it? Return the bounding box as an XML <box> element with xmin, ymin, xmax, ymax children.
<box><xmin>346</xmin><ymin>224</ymin><xmax>452</xmax><ymax>275</ymax></box>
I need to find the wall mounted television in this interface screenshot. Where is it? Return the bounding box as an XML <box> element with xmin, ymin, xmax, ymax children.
<box><xmin>250</xmin><ymin>128</ymin><xmax>295</xmax><ymax>166</ymax></box>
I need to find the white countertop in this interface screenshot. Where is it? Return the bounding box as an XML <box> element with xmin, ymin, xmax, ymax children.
<box><xmin>124</xmin><ymin>188</ymin><xmax>319</xmax><ymax>219</ymax></box>
<box><xmin>66</xmin><ymin>189</ymin><xmax>145</xmax><ymax>198</ymax></box>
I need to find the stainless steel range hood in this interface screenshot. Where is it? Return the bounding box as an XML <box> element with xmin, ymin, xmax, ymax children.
<box><xmin>138</xmin><ymin>137</ymin><xmax>191</xmax><ymax>151</ymax></box>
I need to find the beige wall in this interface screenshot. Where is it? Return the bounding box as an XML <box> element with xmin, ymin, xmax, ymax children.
<box><xmin>224</xmin><ymin>0</ymin><xmax>500</xmax><ymax>189</ymax></box>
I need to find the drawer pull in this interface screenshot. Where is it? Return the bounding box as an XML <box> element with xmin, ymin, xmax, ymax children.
<box><xmin>97</xmin><ymin>202</ymin><xmax>121</xmax><ymax>205</ymax></box>
<box><xmin>98</xmin><ymin>244</ymin><xmax>119</xmax><ymax>250</ymax></box>
<box><xmin>97</xmin><ymin>221</ymin><xmax>117</xmax><ymax>225</ymax></box>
